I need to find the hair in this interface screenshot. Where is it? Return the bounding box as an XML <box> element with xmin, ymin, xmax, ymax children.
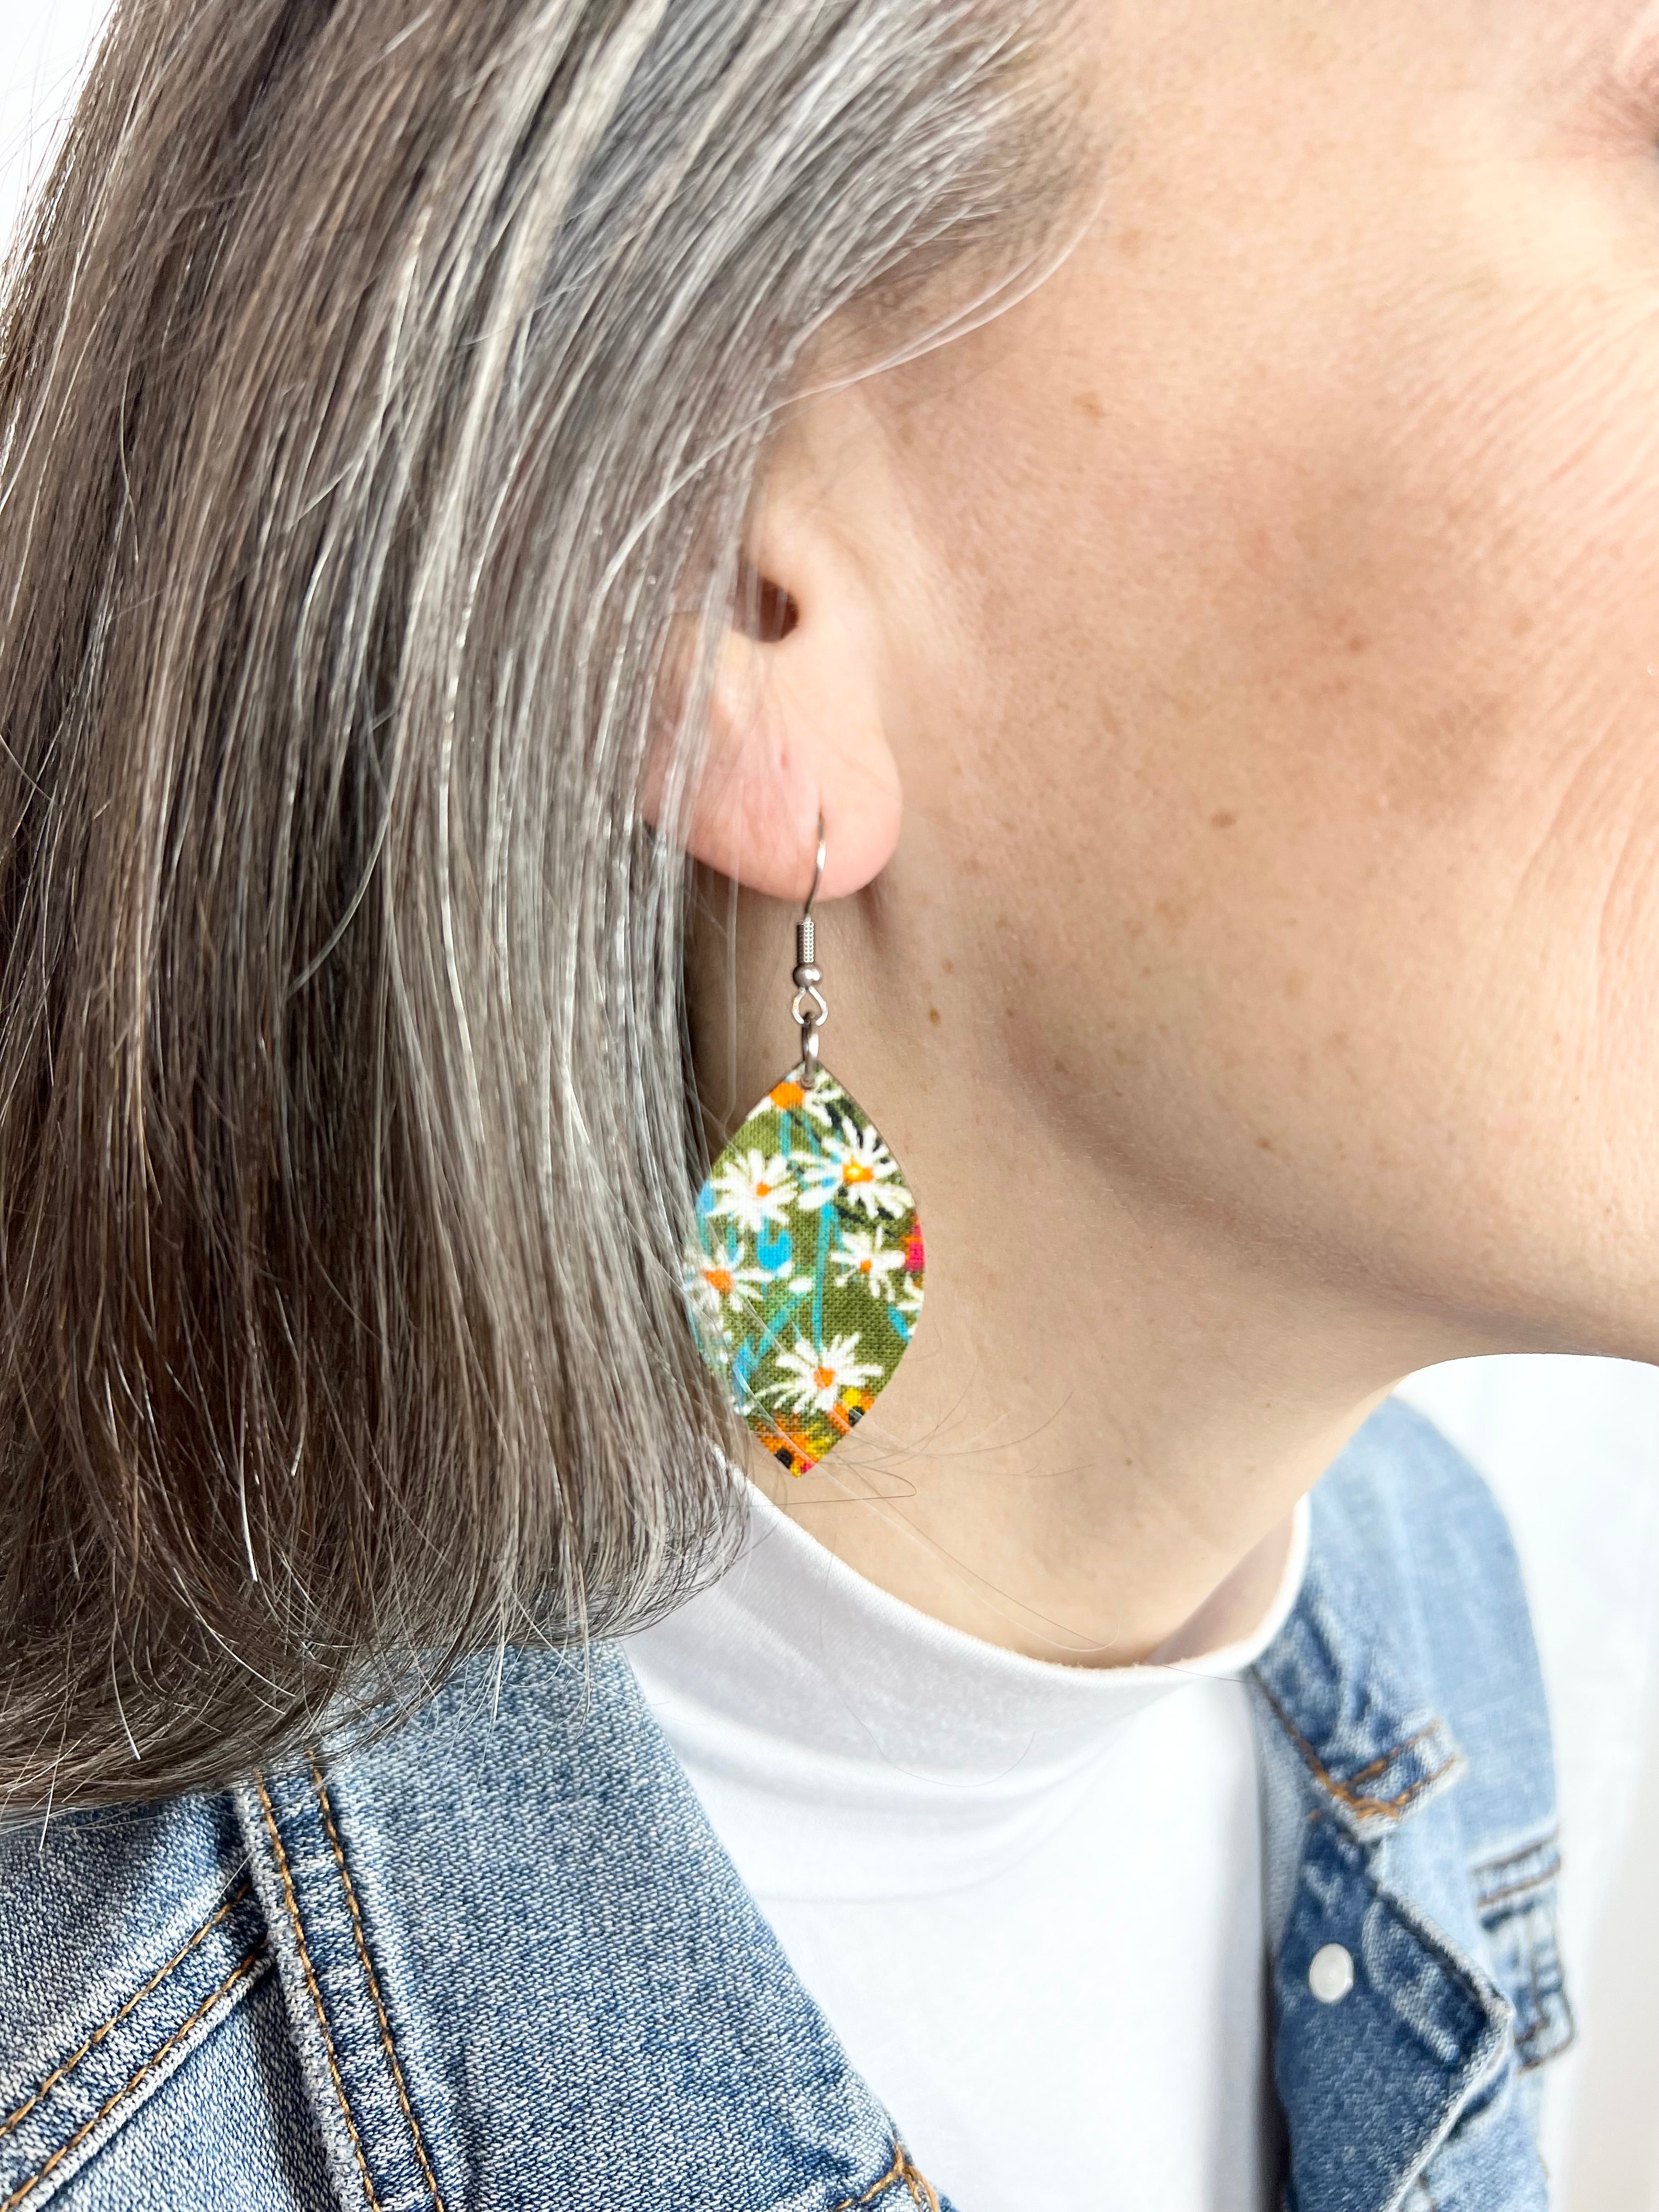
<box><xmin>0</xmin><ymin>0</ymin><xmax>1088</xmax><ymax>1814</ymax></box>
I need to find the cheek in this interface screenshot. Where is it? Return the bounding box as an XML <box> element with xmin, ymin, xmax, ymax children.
<box><xmin>1209</xmin><ymin>323</ymin><xmax>1659</xmax><ymax>1086</ymax></box>
<box><xmin>926</xmin><ymin>270</ymin><xmax>1659</xmax><ymax>1325</ymax></box>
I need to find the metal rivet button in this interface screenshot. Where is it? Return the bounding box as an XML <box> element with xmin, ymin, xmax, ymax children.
<box><xmin>1308</xmin><ymin>1942</ymin><xmax>1355</xmax><ymax>2004</ymax></box>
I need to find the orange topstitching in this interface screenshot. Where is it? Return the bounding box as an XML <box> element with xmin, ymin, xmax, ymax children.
<box><xmin>1252</xmin><ymin>1675</ymin><xmax>1457</xmax><ymax>1820</ymax></box>
<box><xmin>305</xmin><ymin>1749</ymin><xmax>448</xmax><ymax>2212</ymax></box>
<box><xmin>252</xmin><ymin>1768</ymin><xmax>381</xmax><ymax>2211</ymax></box>
<box><xmin>832</xmin><ymin>2140</ymin><xmax>942</xmax><ymax>2212</ymax></box>
<box><xmin>1</xmin><ymin>1950</ymin><xmax>262</xmax><ymax>2212</ymax></box>
<box><xmin>0</xmin><ymin>1880</ymin><xmax>252</xmax><ymax>2145</ymax></box>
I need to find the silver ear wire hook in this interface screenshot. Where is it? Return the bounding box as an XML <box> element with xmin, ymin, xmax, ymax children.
<box><xmin>791</xmin><ymin>815</ymin><xmax>829</xmax><ymax>1084</ymax></box>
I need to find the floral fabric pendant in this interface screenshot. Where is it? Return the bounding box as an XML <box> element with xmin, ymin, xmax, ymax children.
<box><xmin>687</xmin><ymin>1064</ymin><xmax>924</xmax><ymax>1474</ymax></box>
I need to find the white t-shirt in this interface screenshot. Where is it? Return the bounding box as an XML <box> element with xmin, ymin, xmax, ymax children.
<box><xmin>627</xmin><ymin>1487</ymin><xmax>1311</xmax><ymax>2212</ymax></box>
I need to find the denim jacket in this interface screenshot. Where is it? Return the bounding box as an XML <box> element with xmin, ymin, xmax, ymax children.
<box><xmin>0</xmin><ymin>1400</ymin><xmax>1573</xmax><ymax>2212</ymax></box>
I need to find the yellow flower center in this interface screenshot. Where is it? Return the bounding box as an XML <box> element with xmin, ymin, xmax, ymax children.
<box><xmin>814</xmin><ymin>1365</ymin><xmax>836</xmax><ymax>1391</ymax></box>
<box><xmin>705</xmin><ymin>1267</ymin><xmax>732</xmax><ymax>1296</ymax></box>
<box><xmin>754</xmin><ymin>1180</ymin><xmax>772</xmax><ymax>1198</ymax></box>
<box><xmin>770</xmin><ymin>1080</ymin><xmax>805</xmax><ymax>1109</ymax></box>
<box><xmin>857</xmin><ymin>1258</ymin><xmax>872</xmax><ymax>1274</ymax></box>
<box><xmin>843</xmin><ymin>1161</ymin><xmax>873</xmax><ymax>1184</ymax></box>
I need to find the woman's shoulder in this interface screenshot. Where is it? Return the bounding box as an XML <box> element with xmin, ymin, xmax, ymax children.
<box><xmin>0</xmin><ymin>1789</ymin><xmax>320</xmax><ymax>2210</ymax></box>
<box><xmin>1</xmin><ymin>1643</ymin><xmax>917</xmax><ymax>2212</ymax></box>
<box><xmin>1266</xmin><ymin>1390</ymin><xmax>1558</xmax><ymax>1854</ymax></box>
<box><xmin>1251</xmin><ymin>1396</ymin><xmax>1571</xmax><ymax>2211</ymax></box>
<box><xmin>1310</xmin><ymin>1393</ymin><xmax>1554</xmax><ymax>1815</ymax></box>
<box><xmin>1317</xmin><ymin>1391</ymin><xmax>1531</xmax><ymax>1600</ymax></box>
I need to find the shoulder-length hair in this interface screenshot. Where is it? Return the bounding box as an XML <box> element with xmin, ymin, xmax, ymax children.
<box><xmin>0</xmin><ymin>0</ymin><xmax>1085</xmax><ymax>1811</ymax></box>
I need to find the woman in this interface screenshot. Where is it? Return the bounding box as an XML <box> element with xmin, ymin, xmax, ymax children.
<box><xmin>0</xmin><ymin>0</ymin><xmax>1641</xmax><ymax>2203</ymax></box>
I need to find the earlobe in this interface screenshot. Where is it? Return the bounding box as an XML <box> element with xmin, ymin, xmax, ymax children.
<box><xmin>674</xmin><ymin>606</ymin><xmax>902</xmax><ymax>902</ymax></box>
<box><xmin>647</xmin><ymin>428</ymin><xmax>904</xmax><ymax>904</ymax></box>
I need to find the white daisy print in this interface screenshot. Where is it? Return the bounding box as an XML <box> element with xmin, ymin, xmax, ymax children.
<box><xmin>799</xmin><ymin>1082</ymin><xmax>844</xmax><ymax>1131</ymax></box>
<box><xmin>829</xmin><ymin>1227</ymin><xmax>905</xmax><ymax>1301</ymax></box>
<box><xmin>689</xmin><ymin>1252</ymin><xmax>770</xmax><ymax>1318</ymax></box>
<box><xmin>797</xmin><ymin>1123</ymin><xmax>912</xmax><ymax>1219</ymax></box>
<box><xmin>769</xmin><ymin>1333</ymin><xmax>883</xmax><ymax>1416</ymax></box>
<box><xmin>687</xmin><ymin>1060</ymin><xmax>924</xmax><ymax>1476</ymax></box>
<box><xmin>706</xmin><ymin>1149</ymin><xmax>796</xmax><ymax>1234</ymax></box>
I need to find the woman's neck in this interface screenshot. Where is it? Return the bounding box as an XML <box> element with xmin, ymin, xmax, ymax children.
<box><xmin>708</xmin><ymin>899</ymin><xmax>1492</xmax><ymax>1664</ymax></box>
<box><xmin>747</xmin><ymin>1141</ymin><xmax>1400</xmax><ymax>1664</ymax></box>
<box><xmin>695</xmin><ymin>854</ymin><xmax>1513</xmax><ymax>1663</ymax></box>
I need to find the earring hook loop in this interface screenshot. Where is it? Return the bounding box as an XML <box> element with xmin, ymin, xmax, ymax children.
<box><xmin>791</xmin><ymin>814</ymin><xmax>830</xmax><ymax>1084</ymax></box>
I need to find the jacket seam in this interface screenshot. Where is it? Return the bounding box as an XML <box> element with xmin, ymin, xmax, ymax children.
<box><xmin>1514</xmin><ymin>1993</ymin><xmax>1576</xmax><ymax>2072</ymax></box>
<box><xmin>1472</xmin><ymin>1829</ymin><xmax>1561</xmax><ymax>1910</ymax></box>
<box><xmin>1470</xmin><ymin>1830</ymin><xmax>1558</xmax><ymax>1879</ymax></box>
<box><xmin>1339</xmin><ymin>1723</ymin><xmax>1441</xmax><ymax>1790</ymax></box>
<box><xmin>1477</xmin><ymin>1865</ymin><xmax>1561</xmax><ymax>1914</ymax></box>
<box><xmin>0</xmin><ymin>1880</ymin><xmax>252</xmax><ymax>2145</ymax></box>
<box><xmin>0</xmin><ymin>1949</ymin><xmax>263</xmax><ymax>2212</ymax></box>
<box><xmin>1470</xmin><ymin>1826</ymin><xmax>1575</xmax><ymax>2070</ymax></box>
<box><xmin>1252</xmin><ymin>1672</ymin><xmax>1458</xmax><ymax>1820</ymax></box>
<box><xmin>831</xmin><ymin>2140</ymin><xmax>940</xmax><ymax>2212</ymax></box>
<box><xmin>1515</xmin><ymin>2024</ymin><xmax>1572</xmax><ymax>2071</ymax></box>
<box><xmin>253</xmin><ymin>1768</ymin><xmax>382</xmax><ymax>2211</ymax></box>
<box><xmin>306</xmin><ymin>1750</ymin><xmax>447</xmax><ymax>2212</ymax></box>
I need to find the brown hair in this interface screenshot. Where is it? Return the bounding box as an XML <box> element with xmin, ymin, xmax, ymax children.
<box><xmin>0</xmin><ymin>0</ymin><xmax>1085</xmax><ymax>1815</ymax></box>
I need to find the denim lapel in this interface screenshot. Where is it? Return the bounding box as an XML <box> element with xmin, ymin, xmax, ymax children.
<box><xmin>1251</xmin><ymin>1511</ymin><xmax>1545</xmax><ymax>2212</ymax></box>
<box><xmin>237</xmin><ymin>1642</ymin><xmax>949</xmax><ymax>2212</ymax></box>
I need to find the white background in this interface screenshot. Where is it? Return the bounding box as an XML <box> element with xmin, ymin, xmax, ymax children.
<box><xmin>4</xmin><ymin>6</ymin><xmax>1658</xmax><ymax>2202</ymax></box>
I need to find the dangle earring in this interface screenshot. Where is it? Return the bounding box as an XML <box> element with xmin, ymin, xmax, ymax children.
<box><xmin>687</xmin><ymin>822</ymin><xmax>925</xmax><ymax>1475</ymax></box>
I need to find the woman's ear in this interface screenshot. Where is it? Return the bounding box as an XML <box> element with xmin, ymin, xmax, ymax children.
<box><xmin>648</xmin><ymin>400</ymin><xmax>904</xmax><ymax>903</ymax></box>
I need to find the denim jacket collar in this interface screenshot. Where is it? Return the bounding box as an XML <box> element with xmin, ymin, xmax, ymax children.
<box><xmin>1246</xmin><ymin>1426</ymin><xmax>1566</xmax><ymax>2212</ymax></box>
<box><xmin>224</xmin><ymin>1465</ymin><xmax>1558</xmax><ymax>2212</ymax></box>
<box><xmin>0</xmin><ymin>1404</ymin><xmax>1569</xmax><ymax>2212</ymax></box>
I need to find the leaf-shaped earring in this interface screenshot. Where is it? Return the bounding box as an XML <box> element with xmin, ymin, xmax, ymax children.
<box><xmin>687</xmin><ymin>822</ymin><xmax>924</xmax><ymax>1475</ymax></box>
